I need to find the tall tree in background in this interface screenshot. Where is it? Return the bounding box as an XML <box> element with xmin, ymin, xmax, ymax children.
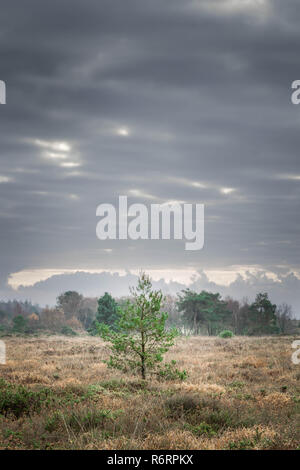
<box><xmin>248</xmin><ymin>292</ymin><xmax>278</xmax><ymax>335</ymax></box>
<box><xmin>276</xmin><ymin>303</ymin><xmax>294</xmax><ymax>334</ymax></box>
<box><xmin>96</xmin><ymin>292</ymin><xmax>119</xmax><ymax>329</ymax></box>
<box><xmin>225</xmin><ymin>297</ymin><xmax>251</xmax><ymax>335</ymax></box>
<box><xmin>224</xmin><ymin>296</ymin><xmax>240</xmax><ymax>333</ymax></box>
<box><xmin>77</xmin><ymin>298</ymin><xmax>97</xmax><ymax>329</ymax></box>
<box><xmin>163</xmin><ymin>295</ymin><xmax>183</xmax><ymax>330</ymax></box>
<box><xmin>177</xmin><ymin>289</ymin><xmax>231</xmax><ymax>335</ymax></box>
<box><xmin>57</xmin><ymin>291</ymin><xmax>83</xmax><ymax>319</ymax></box>
<box><xmin>12</xmin><ymin>315</ymin><xmax>28</xmax><ymax>333</ymax></box>
<box><xmin>177</xmin><ymin>289</ymin><xmax>205</xmax><ymax>334</ymax></box>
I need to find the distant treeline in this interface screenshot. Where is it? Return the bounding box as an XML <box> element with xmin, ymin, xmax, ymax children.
<box><xmin>0</xmin><ymin>289</ymin><xmax>299</xmax><ymax>336</ymax></box>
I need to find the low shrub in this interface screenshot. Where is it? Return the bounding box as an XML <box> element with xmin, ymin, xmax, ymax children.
<box><xmin>184</xmin><ymin>421</ymin><xmax>217</xmax><ymax>437</ymax></box>
<box><xmin>157</xmin><ymin>360</ymin><xmax>188</xmax><ymax>381</ymax></box>
<box><xmin>0</xmin><ymin>379</ymin><xmax>52</xmax><ymax>418</ymax></box>
<box><xmin>219</xmin><ymin>330</ymin><xmax>234</xmax><ymax>338</ymax></box>
<box><xmin>60</xmin><ymin>326</ymin><xmax>77</xmax><ymax>336</ymax></box>
<box><xmin>165</xmin><ymin>393</ymin><xmax>200</xmax><ymax>415</ymax></box>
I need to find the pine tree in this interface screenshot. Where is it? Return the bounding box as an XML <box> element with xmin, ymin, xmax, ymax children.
<box><xmin>96</xmin><ymin>292</ymin><xmax>119</xmax><ymax>328</ymax></box>
<box><xmin>97</xmin><ymin>273</ymin><xmax>186</xmax><ymax>380</ymax></box>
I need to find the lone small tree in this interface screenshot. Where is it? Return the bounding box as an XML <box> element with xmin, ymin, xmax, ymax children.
<box><xmin>97</xmin><ymin>273</ymin><xmax>185</xmax><ymax>380</ymax></box>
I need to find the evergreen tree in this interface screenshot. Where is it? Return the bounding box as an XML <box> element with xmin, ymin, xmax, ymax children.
<box><xmin>12</xmin><ymin>315</ymin><xmax>28</xmax><ymax>333</ymax></box>
<box><xmin>97</xmin><ymin>273</ymin><xmax>185</xmax><ymax>380</ymax></box>
<box><xmin>177</xmin><ymin>289</ymin><xmax>231</xmax><ymax>335</ymax></box>
<box><xmin>89</xmin><ymin>292</ymin><xmax>119</xmax><ymax>334</ymax></box>
<box><xmin>96</xmin><ymin>292</ymin><xmax>119</xmax><ymax>327</ymax></box>
<box><xmin>248</xmin><ymin>293</ymin><xmax>279</xmax><ymax>335</ymax></box>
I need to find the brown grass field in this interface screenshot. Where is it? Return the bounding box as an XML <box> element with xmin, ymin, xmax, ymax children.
<box><xmin>0</xmin><ymin>334</ymin><xmax>299</xmax><ymax>450</ymax></box>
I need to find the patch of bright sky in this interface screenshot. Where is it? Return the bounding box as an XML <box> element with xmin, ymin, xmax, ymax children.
<box><xmin>8</xmin><ymin>266</ymin><xmax>281</xmax><ymax>290</ymax></box>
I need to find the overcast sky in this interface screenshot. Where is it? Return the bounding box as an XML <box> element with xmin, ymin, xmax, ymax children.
<box><xmin>1</xmin><ymin>0</ymin><xmax>300</xmax><ymax>312</ymax></box>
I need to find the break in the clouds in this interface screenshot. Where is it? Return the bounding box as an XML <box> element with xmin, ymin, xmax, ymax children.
<box><xmin>0</xmin><ymin>1</ymin><xmax>300</xmax><ymax>313</ymax></box>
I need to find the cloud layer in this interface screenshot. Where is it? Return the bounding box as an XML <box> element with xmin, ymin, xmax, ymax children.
<box><xmin>0</xmin><ymin>1</ymin><xmax>300</xmax><ymax>312</ymax></box>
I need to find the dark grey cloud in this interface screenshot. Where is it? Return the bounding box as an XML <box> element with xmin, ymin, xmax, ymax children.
<box><xmin>0</xmin><ymin>1</ymin><xmax>300</xmax><ymax>311</ymax></box>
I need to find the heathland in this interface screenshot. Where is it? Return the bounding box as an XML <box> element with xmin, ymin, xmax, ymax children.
<box><xmin>0</xmin><ymin>334</ymin><xmax>299</xmax><ymax>450</ymax></box>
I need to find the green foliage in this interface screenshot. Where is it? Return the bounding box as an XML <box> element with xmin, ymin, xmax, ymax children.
<box><xmin>202</xmin><ymin>409</ymin><xmax>234</xmax><ymax>430</ymax></box>
<box><xmin>248</xmin><ymin>293</ymin><xmax>279</xmax><ymax>335</ymax></box>
<box><xmin>165</xmin><ymin>394</ymin><xmax>199</xmax><ymax>414</ymax></box>
<box><xmin>56</xmin><ymin>291</ymin><xmax>83</xmax><ymax>319</ymax></box>
<box><xmin>184</xmin><ymin>422</ymin><xmax>217</xmax><ymax>437</ymax></box>
<box><xmin>60</xmin><ymin>325</ymin><xmax>77</xmax><ymax>336</ymax></box>
<box><xmin>65</xmin><ymin>407</ymin><xmax>120</xmax><ymax>432</ymax></box>
<box><xmin>177</xmin><ymin>289</ymin><xmax>284</xmax><ymax>336</ymax></box>
<box><xmin>97</xmin><ymin>273</ymin><xmax>183</xmax><ymax>380</ymax></box>
<box><xmin>157</xmin><ymin>360</ymin><xmax>188</xmax><ymax>381</ymax></box>
<box><xmin>89</xmin><ymin>292</ymin><xmax>119</xmax><ymax>334</ymax></box>
<box><xmin>229</xmin><ymin>380</ymin><xmax>245</xmax><ymax>389</ymax></box>
<box><xmin>228</xmin><ymin>429</ymin><xmax>263</xmax><ymax>449</ymax></box>
<box><xmin>12</xmin><ymin>315</ymin><xmax>28</xmax><ymax>333</ymax></box>
<box><xmin>0</xmin><ymin>379</ymin><xmax>52</xmax><ymax>418</ymax></box>
<box><xmin>177</xmin><ymin>289</ymin><xmax>231</xmax><ymax>335</ymax></box>
<box><xmin>97</xmin><ymin>292</ymin><xmax>119</xmax><ymax>326</ymax></box>
<box><xmin>219</xmin><ymin>329</ymin><xmax>234</xmax><ymax>338</ymax></box>
<box><xmin>44</xmin><ymin>411</ymin><xmax>62</xmax><ymax>432</ymax></box>
<box><xmin>3</xmin><ymin>429</ymin><xmax>23</xmax><ymax>440</ymax></box>
<box><xmin>228</xmin><ymin>439</ymin><xmax>255</xmax><ymax>450</ymax></box>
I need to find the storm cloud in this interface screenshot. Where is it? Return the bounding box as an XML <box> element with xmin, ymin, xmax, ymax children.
<box><xmin>0</xmin><ymin>1</ymin><xmax>300</xmax><ymax>314</ymax></box>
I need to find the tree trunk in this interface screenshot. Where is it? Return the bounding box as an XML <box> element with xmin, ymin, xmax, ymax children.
<box><xmin>141</xmin><ymin>358</ymin><xmax>146</xmax><ymax>380</ymax></box>
<box><xmin>193</xmin><ymin>312</ymin><xmax>197</xmax><ymax>335</ymax></box>
<box><xmin>141</xmin><ymin>330</ymin><xmax>146</xmax><ymax>379</ymax></box>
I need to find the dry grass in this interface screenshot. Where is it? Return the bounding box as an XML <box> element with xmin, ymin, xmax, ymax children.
<box><xmin>0</xmin><ymin>334</ymin><xmax>299</xmax><ymax>449</ymax></box>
